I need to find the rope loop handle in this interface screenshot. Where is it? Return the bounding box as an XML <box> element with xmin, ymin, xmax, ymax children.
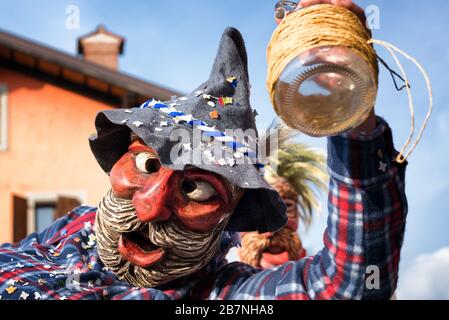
<box><xmin>368</xmin><ymin>39</ymin><xmax>433</xmax><ymax>164</ymax></box>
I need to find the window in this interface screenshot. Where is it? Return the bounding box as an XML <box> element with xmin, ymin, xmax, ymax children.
<box><xmin>14</xmin><ymin>194</ymin><xmax>82</xmax><ymax>241</ymax></box>
<box><xmin>0</xmin><ymin>84</ymin><xmax>7</xmax><ymax>151</ymax></box>
<box><xmin>35</xmin><ymin>203</ymin><xmax>56</xmax><ymax>233</ymax></box>
<box><xmin>23</xmin><ymin>191</ymin><xmax>85</xmax><ymax>236</ymax></box>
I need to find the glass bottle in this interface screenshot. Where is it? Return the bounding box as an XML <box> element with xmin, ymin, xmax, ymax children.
<box><xmin>272</xmin><ymin>2</ymin><xmax>378</xmax><ymax>137</ymax></box>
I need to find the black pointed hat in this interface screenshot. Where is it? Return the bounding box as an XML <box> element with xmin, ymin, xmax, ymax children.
<box><xmin>89</xmin><ymin>27</ymin><xmax>287</xmax><ymax>233</ymax></box>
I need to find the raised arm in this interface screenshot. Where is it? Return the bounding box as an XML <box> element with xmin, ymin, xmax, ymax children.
<box><xmin>215</xmin><ymin>117</ymin><xmax>408</xmax><ymax>300</ymax></box>
<box><xmin>306</xmin><ymin>117</ymin><xmax>408</xmax><ymax>299</ymax></box>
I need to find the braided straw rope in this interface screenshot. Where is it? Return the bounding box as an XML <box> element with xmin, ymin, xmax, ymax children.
<box><xmin>266</xmin><ymin>4</ymin><xmax>433</xmax><ymax>163</ymax></box>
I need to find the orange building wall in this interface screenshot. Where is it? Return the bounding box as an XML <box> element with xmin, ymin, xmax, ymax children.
<box><xmin>0</xmin><ymin>66</ymin><xmax>114</xmax><ymax>243</ymax></box>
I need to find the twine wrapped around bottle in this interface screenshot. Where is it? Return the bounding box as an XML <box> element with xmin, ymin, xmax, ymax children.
<box><xmin>267</xmin><ymin>4</ymin><xmax>378</xmax><ymax>106</ymax></box>
<box><xmin>266</xmin><ymin>4</ymin><xmax>433</xmax><ymax>164</ymax></box>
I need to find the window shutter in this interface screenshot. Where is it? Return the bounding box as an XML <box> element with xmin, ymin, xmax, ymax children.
<box><xmin>55</xmin><ymin>196</ymin><xmax>81</xmax><ymax>219</ymax></box>
<box><xmin>13</xmin><ymin>195</ymin><xmax>28</xmax><ymax>243</ymax></box>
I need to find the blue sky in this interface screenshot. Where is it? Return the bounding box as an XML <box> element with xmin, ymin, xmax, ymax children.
<box><xmin>1</xmin><ymin>0</ymin><xmax>448</xmax><ymax>298</ymax></box>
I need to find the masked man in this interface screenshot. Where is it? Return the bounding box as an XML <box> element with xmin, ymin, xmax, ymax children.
<box><xmin>0</xmin><ymin>2</ymin><xmax>408</xmax><ymax>301</ymax></box>
<box><xmin>239</xmin><ymin>138</ymin><xmax>328</xmax><ymax>269</ymax></box>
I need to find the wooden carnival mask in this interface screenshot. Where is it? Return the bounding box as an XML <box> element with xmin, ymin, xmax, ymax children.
<box><xmin>95</xmin><ymin>138</ymin><xmax>242</xmax><ymax>288</ymax></box>
<box><xmin>238</xmin><ymin>178</ymin><xmax>305</xmax><ymax>269</ymax></box>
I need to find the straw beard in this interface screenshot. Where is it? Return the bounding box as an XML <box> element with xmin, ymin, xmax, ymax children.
<box><xmin>239</xmin><ymin>228</ymin><xmax>303</xmax><ymax>268</ymax></box>
<box><xmin>95</xmin><ymin>189</ymin><xmax>231</xmax><ymax>288</ymax></box>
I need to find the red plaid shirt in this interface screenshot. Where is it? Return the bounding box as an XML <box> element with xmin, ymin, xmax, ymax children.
<box><xmin>0</xmin><ymin>118</ymin><xmax>407</xmax><ymax>300</ymax></box>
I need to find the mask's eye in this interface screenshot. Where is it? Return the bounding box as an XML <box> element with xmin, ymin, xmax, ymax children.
<box><xmin>181</xmin><ymin>180</ymin><xmax>217</xmax><ymax>202</ymax></box>
<box><xmin>284</xmin><ymin>199</ymin><xmax>297</xmax><ymax>214</ymax></box>
<box><xmin>135</xmin><ymin>152</ymin><xmax>161</xmax><ymax>174</ymax></box>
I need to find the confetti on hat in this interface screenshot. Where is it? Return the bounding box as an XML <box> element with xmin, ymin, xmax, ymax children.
<box><xmin>217</xmin><ymin>159</ymin><xmax>227</xmax><ymax>166</ymax></box>
<box><xmin>173</xmin><ymin>114</ymin><xmax>194</xmax><ymax>124</ymax></box>
<box><xmin>218</xmin><ymin>97</ymin><xmax>234</xmax><ymax>106</ymax></box>
<box><xmin>139</xmin><ymin>99</ymin><xmax>264</xmax><ymax>169</ymax></box>
<box><xmin>226</xmin><ymin>76</ymin><xmax>238</xmax><ymax>88</ymax></box>
<box><xmin>234</xmin><ymin>151</ymin><xmax>244</xmax><ymax>159</ymax></box>
<box><xmin>204</xmin><ymin>151</ymin><xmax>215</xmax><ymax>162</ymax></box>
<box><xmin>227</xmin><ymin>158</ymin><xmax>236</xmax><ymax>167</ymax></box>
<box><xmin>210</xmin><ymin>110</ymin><xmax>220</xmax><ymax>120</ymax></box>
<box><xmin>194</xmin><ymin>90</ymin><xmax>206</xmax><ymax>97</ymax></box>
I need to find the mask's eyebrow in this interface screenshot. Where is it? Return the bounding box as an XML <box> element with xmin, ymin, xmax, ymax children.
<box><xmin>130</xmin><ymin>132</ymin><xmax>140</xmax><ymax>143</ymax></box>
<box><xmin>128</xmin><ymin>136</ymin><xmax>158</xmax><ymax>155</ymax></box>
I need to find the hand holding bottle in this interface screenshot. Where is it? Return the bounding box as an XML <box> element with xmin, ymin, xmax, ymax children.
<box><xmin>273</xmin><ymin>0</ymin><xmax>377</xmax><ymax>135</ymax></box>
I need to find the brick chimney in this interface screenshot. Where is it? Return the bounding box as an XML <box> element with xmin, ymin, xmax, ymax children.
<box><xmin>77</xmin><ymin>25</ymin><xmax>125</xmax><ymax>70</ymax></box>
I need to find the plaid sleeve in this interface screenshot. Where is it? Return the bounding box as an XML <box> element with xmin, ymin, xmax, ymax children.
<box><xmin>214</xmin><ymin>117</ymin><xmax>408</xmax><ymax>300</ymax></box>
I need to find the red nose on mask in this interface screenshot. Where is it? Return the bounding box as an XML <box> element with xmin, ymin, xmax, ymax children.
<box><xmin>132</xmin><ymin>167</ymin><xmax>180</xmax><ymax>223</ymax></box>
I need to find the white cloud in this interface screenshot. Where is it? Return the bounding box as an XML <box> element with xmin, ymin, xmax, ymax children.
<box><xmin>397</xmin><ymin>247</ymin><xmax>449</xmax><ymax>300</ymax></box>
